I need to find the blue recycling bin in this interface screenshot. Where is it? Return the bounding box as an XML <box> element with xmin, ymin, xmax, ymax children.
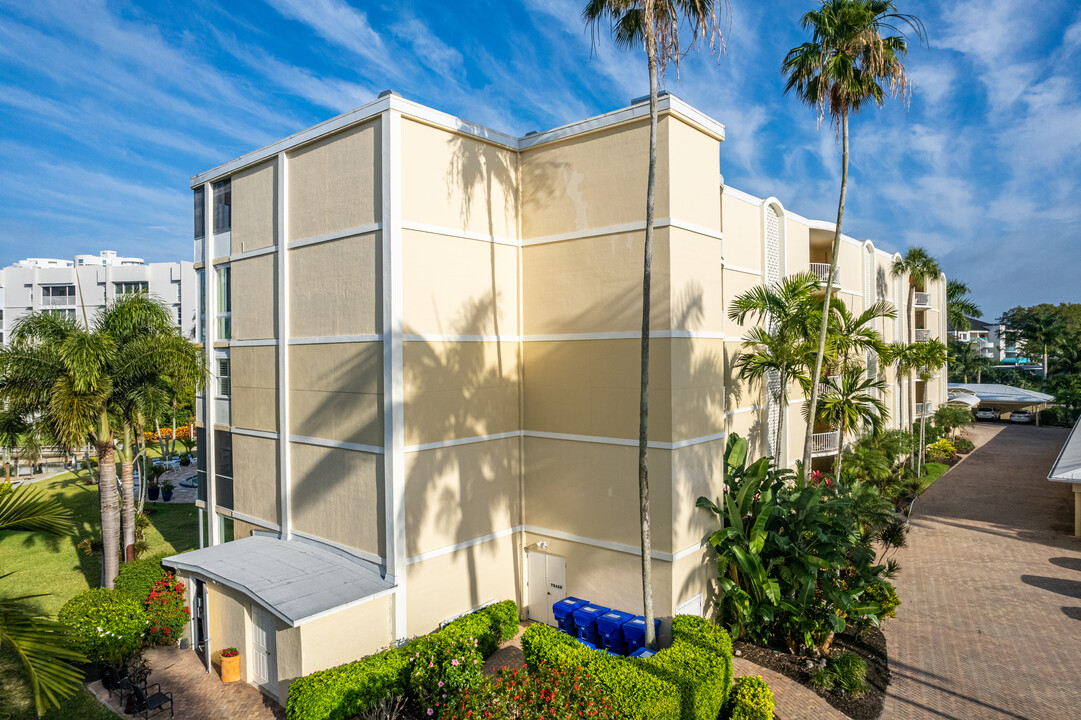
<box><xmin>552</xmin><ymin>597</ymin><xmax>588</xmax><ymax>635</ymax></box>
<box><xmin>629</xmin><ymin>647</ymin><xmax>655</xmax><ymax>659</ymax></box>
<box><xmin>572</xmin><ymin>603</ymin><xmax>610</xmax><ymax>646</ymax></box>
<box><xmin>596</xmin><ymin>610</ymin><xmax>635</xmax><ymax>655</ymax></box>
<box><xmin>622</xmin><ymin>616</ymin><xmax>661</xmax><ymax>654</ymax></box>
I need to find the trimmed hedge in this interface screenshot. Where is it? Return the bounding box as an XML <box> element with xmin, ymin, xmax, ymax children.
<box><xmin>113</xmin><ymin>553</ymin><xmax>169</xmax><ymax>602</ymax></box>
<box><xmin>521</xmin><ymin>616</ymin><xmax>734</xmax><ymax>720</ymax></box>
<box><xmin>729</xmin><ymin>675</ymin><xmax>774</xmax><ymax>720</ymax></box>
<box><xmin>285</xmin><ymin>600</ymin><xmax>519</xmax><ymax>720</ymax></box>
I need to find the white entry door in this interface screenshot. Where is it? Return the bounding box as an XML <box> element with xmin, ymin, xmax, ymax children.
<box><xmin>527</xmin><ymin>552</ymin><xmax>566</xmax><ymax>626</ymax></box>
<box><xmin>250</xmin><ymin>606</ymin><xmax>278</xmax><ymax>695</ymax></box>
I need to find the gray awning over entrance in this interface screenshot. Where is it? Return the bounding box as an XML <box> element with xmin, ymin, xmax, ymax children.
<box><xmin>1049</xmin><ymin>415</ymin><xmax>1081</xmax><ymax>484</ymax></box>
<box><xmin>163</xmin><ymin>535</ymin><xmax>393</xmax><ymax>627</ymax></box>
<box><xmin>948</xmin><ymin>383</ymin><xmax>1053</xmax><ymax>405</ymax></box>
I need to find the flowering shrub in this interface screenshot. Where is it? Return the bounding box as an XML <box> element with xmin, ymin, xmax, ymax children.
<box><xmin>407</xmin><ymin>633</ymin><xmax>483</xmax><ymax>718</ymax></box>
<box><xmin>114</xmin><ymin>554</ymin><xmax>167</xmax><ymax>601</ymax></box>
<box><xmin>145</xmin><ymin>573</ymin><xmax>190</xmax><ymax>646</ymax></box>
<box><xmin>443</xmin><ymin>662</ymin><xmax>617</xmax><ymax>720</ymax></box>
<box><xmin>925</xmin><ymin>438</ymin><xmax>957</xmax><ymax>462</ymax></box>
<box><xmin>143</xmin><ymin>425</ymin><xmax>193</xmax><ymax>442</ymax></box>
<box><xmin>808</xmin><ymin>470</ymin><xmax>834</xmax><ymax>489</ymax></box>
<box><xmin>221</xmin><ymin>647</ymin><xmax>239</xmax><ymax>658</ymax></box>
<box><xmin>58</xmin><ymin>588</ymin><xmax>148</xmax><ymax>665</ymax></box>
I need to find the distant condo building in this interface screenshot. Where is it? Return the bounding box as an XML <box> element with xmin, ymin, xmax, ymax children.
<box><xmin>0</xmin><ymin>250</ymin><xmax>198</xmax><ymax>344</ymax></box>
<box><xmin>171</xmin><ymin>92</ymin><xmax>948</xmax><ymax>704</ymax></box>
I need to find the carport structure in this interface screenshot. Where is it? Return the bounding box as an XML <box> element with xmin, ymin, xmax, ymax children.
<box><xmin>1048</xmin><ymin>415</ymin><xmax>1081</xmax><ymax>537</ymax></box>
<box><xmin>949</xmin><ymin>383</ymin><xmax>1053</xmax><ymax>422</ymax></box>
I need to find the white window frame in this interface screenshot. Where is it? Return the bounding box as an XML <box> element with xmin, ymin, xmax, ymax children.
<box><xmin>216</xmin><ymin>265</ymin><xmax>231</xmax><ymax>340</ymax></box>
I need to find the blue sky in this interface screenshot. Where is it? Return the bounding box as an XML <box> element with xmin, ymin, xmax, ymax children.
<box><xmin>1</xmin><ymin>0</ymin><xmax>1078</xmax><ymax>320</ymax></box>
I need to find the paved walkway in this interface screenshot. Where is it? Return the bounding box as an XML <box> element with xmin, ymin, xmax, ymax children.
<box><xmin>885</xmin><ymin>423</ymin><xmax>1081</xmax><ymax>720</ymax></box>
<box><xmin>89</xmin><ymin>646</ymin><xmax>285</xmax><ymax>719</ymax></box>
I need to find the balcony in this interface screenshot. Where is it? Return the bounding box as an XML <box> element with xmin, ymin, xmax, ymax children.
<box><xmin>914</xmin><ymin>292</ymin><xmax>931</xmax><ymax>308</ymax></box>
<box><xmin>915</xmin><ymin>328</ymin><xmax>930</xmax><ymax>342</ymax></box>
<box><xmin>811</xmin><ymin>431</ymin><xmax>840</xmax><ymax>456</ymax></box>
<box><xmin>816</xmin><ymin>375</ymin><xmax>841</xmax><ymax>397</ymax></box>
<box><xmin>810</xmin><ymin>263</ymin><xmax>840</xmax><ymax>284</ymax></box>
<box><xmin>915</xmin><ymin>402</ymin><xmax>933</xmax><ymax>418</ymax></box>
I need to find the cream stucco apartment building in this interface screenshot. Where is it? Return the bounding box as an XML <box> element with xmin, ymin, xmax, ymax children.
<box><xmin>166</xmin><ymin>91</ymin><xmax>947</xmax><ymax>704</ymax></box>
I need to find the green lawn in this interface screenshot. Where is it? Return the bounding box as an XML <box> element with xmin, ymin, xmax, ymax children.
<box><xmin>0</xmin><ymin>466</ymin><xmax>200</xmax><ymax>618</ymax></box>
<box><xmin>0</xmin><ymin>647</ymin><xmax>116</xmax><ymax>720</ymax></box>
<box><xmin>918</xmin><ymin>462</ymin><xmax>950</xmax><ymax>493</ymax></box>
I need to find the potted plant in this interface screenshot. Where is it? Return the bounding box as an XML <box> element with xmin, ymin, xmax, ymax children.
<box><xmin>161</xmin><ymin>480</ymin><xmax>175</xmax><ymax>502</ymax></box>
<box><xmin>146</xmin><ymin>464</ymin><xmax>166</xmax><ymax>501</ymax></box>
<box><xmin>220</xmin><ymin>647</ymin><xmax>240</xmax><ymax>683</ymax></box>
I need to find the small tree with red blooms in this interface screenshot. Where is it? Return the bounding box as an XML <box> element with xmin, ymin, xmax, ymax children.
<box><xmin>443</xmin><ymin>661</ymin><xmax>617</xmax><ymax>720</ymax></box>
<box><xmin>144</xmin><ymin>573</ymin><xmax>190</xmax><ymax>646</ymax></box>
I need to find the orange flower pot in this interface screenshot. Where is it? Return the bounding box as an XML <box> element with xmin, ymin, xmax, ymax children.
<box><xmin>220</xmin><ymin>652</ymin><xmax>241</xmax><ymax>683</ymax></box>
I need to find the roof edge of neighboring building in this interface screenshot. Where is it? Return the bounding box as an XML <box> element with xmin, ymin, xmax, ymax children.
<box><xmin>1048</xmin><ymin>414</ymin><xmax>1081</xmax><ymax>483</ymax></box>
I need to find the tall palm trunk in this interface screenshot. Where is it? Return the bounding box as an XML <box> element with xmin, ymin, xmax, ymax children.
<box><xmin>97</xmin><ymin>442</ymin><xmax>120</xmax><ymax>587</ymax></box>
<box><xmin>637</xmin><ymin>3</ymin><xmax>659</xmax><ymax>651</ymax></box>
<box><xmin>802</xmin><ymin>111</ymin><xmax>849</xmax><ymax>474</ymax></box>
<box><xmin>170</xmin><ymin>398</ymin><xmax>178</xmax><ymax>457</ymax></box>
<box><xmin>774</xmin><ymin>373</ymin><xmax>787</xmax><ymax>463</ymax></box>
<box><xmin>120</xmin><ymin>424</ymin><xmax>136</xmax><ymax>562</ymax></box>
<box><xmin>834</xmin><ymin>428</ymin><xmax>844</xmax><ymax>480</ymax></box>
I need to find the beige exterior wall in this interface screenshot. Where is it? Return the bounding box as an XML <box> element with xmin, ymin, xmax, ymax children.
<box><xmin>671</xmin><ymin>547</ymin><xmax>714</xmax><ymax>617</ymax></box>
<box><xmin>232</xmin><ymin>434</ymin><xmax>281</xmax><ymax>526</ymax></box>
<box><xmin>231</xmin><ymin>160</ymin><xmax>277</xmax><ymax>254</ymax></box>
<box><xmin>401</xmin><ymin>119</ymin><xmax>519</xmax><ymax>240</ymax></box>
<box><xmin>722</xmin><ymin>269</ymin><xmax>766</xmax><ymax>338</ymax></box>
<box><xmin>406</xmin><ymin>533</ymin><xmax>520</xmax><ymax>637</ymax></box>
<box><xmin>287</xmin><ymin>121</ymin><xmax>380</xmax><ymax>241</ymax></box>
<box><xmin>207</xmin><ymin>582</ymin><xmax>250</xmax><ymax>680</ymax></box>
<box><xmin>520</xmin><ymin>118</ymin><xmax>668</xmax><ymax>240</ymax></box>
<box><xmin>275</xmin><ymin>624</ymin><xmax>303</xmax><ymax>707</ymax></box>
<box><xmin>670</xmin><ymin>338</ymin><xmax>726</xmax><ymax>442</ymax></box>
<box><xmin>670</xmin><ymin>440</ymin><xmax>725</xmax><ymax>552</ymax></box>
<box><xmin>403</xmin><ymin>340</ymin><xmax>519</xmax><ymax>446</ymax></box>
<box><xmin>667</xmin><ymin>228</ymin><xmax>724</xmax><ymax>333</ymax></box>
<box><xmin>289</xmin><ymin>232</ymin><xmax>381</xmax><ymax>337</ymax></box>
<box><xmin>231</xmin><ymin>346</ymin><xmax>277</xmax><ymax>432</ymax></box>
<box><xmin>289</xmin><ymin>342</ymin><xmax>382</xmax><ymax>446</ymax></box>
<box><xmin>720</xmin><ymin>194</ymin><xmax>762</xmax><ymax>271</ymax></box>
<box><xmin>523</xmin><ymin>436</ymin><xmax>673</xmax><ymax>553</ymax></box>
<box><xmin>522</xmin><ymin>228</ymin><xmax>672</xmax><ymax>334</ymax></box>
<box><xmin>667</xmin><ymin>118</ymin><xmax>721</xmax><ymax>231</ymax></box>
<box><xmin>300</xmin><ymin>595</ymin><xmax>394</xmax><ymax>676</ymax></box>
<box><xmin>231</xmin><ymin>254</ymin><xmax>277</xmax><ymax>341</ymax></box>
<box><xmin>404</xmin><ymin>437</ymin><xmax>521</xmax><ymax>556</ymax></box>
<box><xmin>401</xmin><ymin>230</ymin><xmax>518</xmax><ymax>337</ymax></box>
<box><xmin>289</xmin><ymin>443</ymin><xmax>384</xmax><ymax>558</ymax></box>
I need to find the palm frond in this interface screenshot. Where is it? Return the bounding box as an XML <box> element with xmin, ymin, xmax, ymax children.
<box><xmin>0</xmin><ymin>599</ymin><xmax>86</xmax><ymax>715</ymax></box>
<box><xmin>0</xmin><ymin>486</ymin><xmax>75</xmax><ymax>536</ymax></box>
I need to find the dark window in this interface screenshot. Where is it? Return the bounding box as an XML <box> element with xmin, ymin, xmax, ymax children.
<box><xmin>215</xmin><ymin>430</ymin><xmax>233</xmax><ymax>510</ymax></box>
<box><xmin>212</xmin><ymin>179</ymin><xmax>231</xmax><ymax>234</ymax></box>
<box><xmin>196</xmin><ymin>426</ymin><xmax>207</xmax><ymax>503</ymax></box>
<box><xmin>194</xmin><ymin>187</ymin><xmax>205</xmax><ymax>240</ymax></box>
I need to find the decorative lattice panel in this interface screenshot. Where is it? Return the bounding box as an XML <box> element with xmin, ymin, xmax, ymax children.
<box><xmin>766</xmin><ymin>369</ymin><xmax>781</xmax><ymax>459</ymax></box>
<box><xmin>864</xmin><ymin>248</ymin><xmax>873</xmax><ymax>312</ymax></box>
<box><xmin>893</xmin><ymin>277</ymin><xmax>903</xmax><ymax>341</ymax></box>
<box><xmin>765</xmin><ymin>206</ymin><xmax>781</xmax><ymax>286</ymax></box>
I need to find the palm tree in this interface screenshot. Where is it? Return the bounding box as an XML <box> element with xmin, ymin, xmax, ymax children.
<box><xmin>583</xmin><ymin>0</ymin><xmax>724</xmax><ymax>651</ymax></box>
<box><xmin>911</xmin><ymin>338</ymin><xmax>947</xmax><ymax>474</ymax></box>
<box><xmin>888</xmin><ymin>340</ymin><xmax>921</xmax><ymax>466</ymax></box>
<box><xmin>729</xmin><ymin>272</ymin><xmax>823</xmax><ymax>457</ymax></box>
<box><xmin>1</xmin><ymin>486</ymin><xmax>85</xmax><ymax>715</ymax></box>
<box><xmin>948</xmin><ymin>339</ymin><xmax>991</xmax><ymax>383</ymax></box>
<box><xmin>814</xmin><ymin>366</ymin><xmax>888</xmax><ymax>478</ymax></box>
<box><xmin>784</xmin><ymin>0</ymin><xmax>926</xmax><ymax>474</ymax></box>
<box><xmin>823</xmin><ymin>299</ymin><xmax>895</xmax><ymax>372</ymax></box>
<box><xmin>946</xmin><ymin>279</ymin><xmax>981</xmax><ymax>332</ymax></box>
<box><xmin>891</xmin><ymin>246</ymin><xmax>941</xmax><ymax>445</ymax></box>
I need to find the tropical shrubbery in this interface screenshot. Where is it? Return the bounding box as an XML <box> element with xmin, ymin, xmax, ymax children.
<box><xmin>113</xmin><ymin>554</ymin><xmax>168</xmax><ymax>601</ymax></box>
<box><xmin>144</xmin><ymin>573</ymin><xmax>190</xmax><ymax>646</ymax></box>
<box><xmin>443</xmin><ymin>663</ymin><xmax>618</xmax><ymax>720</ymax></box>
<box><xmin>285</xmin><ymin>600</ymin><xmax>519</xmax><ymax>720</ymax></box>
<box><xmin>58</xmin><ymin>589</ymin><xmax>148</xmax><ymax>665</ymax></box>
<box><xmin>924</xmin><ymin>439</ymin><xmax>956</xmax><ymax>463</ymax></box>
<box><xmin>810</xmin><ymin>652</ymin><xmax>866</xmax><ymax>695</ymax></box>
<box><xmin>406</xmin><ymin>633</ymin><xmax>483</xmax><ymax>717</ymax></box>
<box><xmin>697</xmin><ymin>435</ymin><xmax>889</xmax><ymax>656</ymax></box>
<box><xmin>727</xmin><ymin>676</ymin><xmax>774</xmax><ymax>720</ymax></box>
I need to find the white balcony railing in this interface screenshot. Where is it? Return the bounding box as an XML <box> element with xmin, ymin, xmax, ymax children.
<box><xmin>816</xmin><ymin>375</ymin><xmax>841</xmax><ymax>397</ymax></box>
<box><xmin>811</xmin><ymin>431</ymin><xmax>840</xmax><ymax>455</ymax></box>
<box><xmin>915</xmin><ymin>402</ymin><xmax>933</xmax><ymax>418</ymax></box>
<box><xmin>915</xmin><ymin>328</ymin><xmax>930</xmax><ymax>342</ymax></box>
<box><xmin>41</xmin><ymin>295</ymin><xmax>76</xmax><ymax>307</ymax></box>
<box><xmin>914</xmin><ymin>291</ymin><xmax>931</xmax><ymax>307</ymax></box>
<box><xmin>810</xmin><ymin>263</ymin><xmax>840</xmax><ymax>284</ymax></box>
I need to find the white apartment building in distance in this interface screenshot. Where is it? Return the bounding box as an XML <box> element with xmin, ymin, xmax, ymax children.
<box><xmin>0</xmin><ymin>250</ymin><xmax>198</xmax><ymax>344</ymax></box>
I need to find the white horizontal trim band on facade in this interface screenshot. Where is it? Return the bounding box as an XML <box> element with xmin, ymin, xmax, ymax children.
<box><xmin>287</xmin><ymin>223</ymin><xmax>383</xmax><ymax>250</ymax></box>
<box><xmin>521</xmin><ymin>217</ymin><xmax>720</xmax><ymax>248</ymax></box>
<box><xmin>522</xmin><ymin>525</ymin><xmax>690</xmax><ymax>563</ymax></box>
<box><xmin>231</xmin><ymin>427</ymin><xmax>279</xmax><ymax>440</ymax></box>
<box><xmin>723</xmin><ymin>264</ymin><xmax>763</xmax><ymax>277</ymax></box>
<box><xmin>401</xmin><ymin>220</ymin><xmax>518</xmax><ymax>248</ymax></box>
<box><xmin>288</xmin><ymin>434</ymin><xmax>385</xmax><ymax>455</ymax></box>
<box><xmin>230</xmin><ymin>245</ymin><xmax>278</xmax><ymax>262</ymax></box>
<box><xmin>726</xmin><ymin>405</ymin><xmax>764</xmax><ymax>416</ymax></box>
<box><xmin>406</xmin><ymin>526</ymin><xmax>520</xmax><ymax>566</ymax></box>
<box><xmin>522</xmin><ymin>330</ymin><xmax>725</xmax><ymax>342</ymax></box>
<box><xmin>228</xmin><ymin>510</ymin><xmax>281</xmax><ymax>532</ymax></box>
<box><xmin>230</xmin><ymin>339</ymin><xmax>278</xmax><ymax>347</ymax></box>
<box><xmin>404</xmin><ymin>431</ymin><xmax>522</xmax><ymax>453</ymax></box>
<box><xmin>522</xmin><ymin>429</ymin><xmax>724</xmax><ymax>451</ymax></box>
<box><xmin>403</xmin><ymin>333</ymin><xmax>520</xmax><ymax>343</ymax></box>
<box><xmin>288</xmin><ymin>334</ymin><xmax>383</xmax><ymax>345</ymax></box>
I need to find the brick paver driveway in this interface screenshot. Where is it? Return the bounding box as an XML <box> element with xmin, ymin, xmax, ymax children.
<box><xmin>885</xmin><ymin>423</ymin><xmax>1081</xmax><ymax>720</ymax></box>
